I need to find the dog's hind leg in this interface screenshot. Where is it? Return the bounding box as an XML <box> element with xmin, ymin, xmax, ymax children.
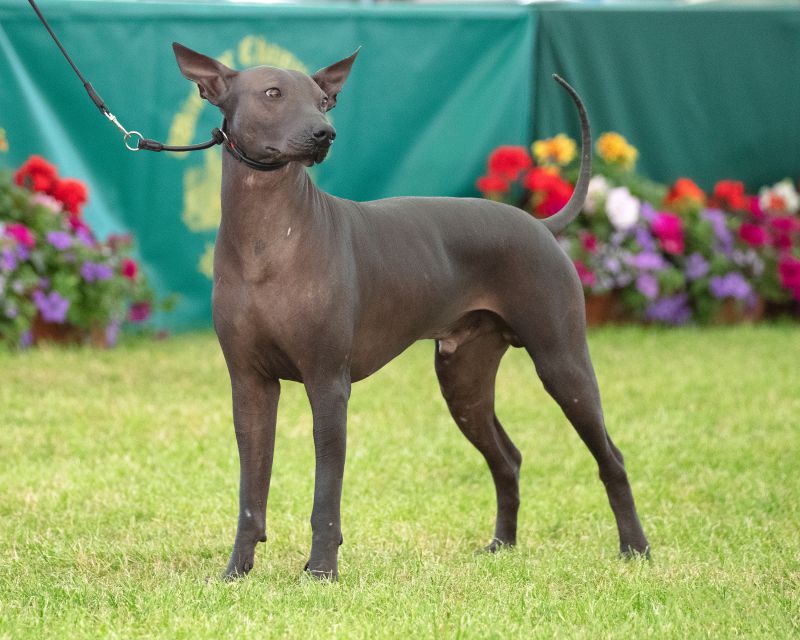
<box><xmin>434</xmin><ymin>331</ymin><xmax>521</xmax><ymax>551</ymax></box>
<box><xmin>511</xmin><ymin>294</ymin><xmax>650</xmax><ymax>557</ymax></box>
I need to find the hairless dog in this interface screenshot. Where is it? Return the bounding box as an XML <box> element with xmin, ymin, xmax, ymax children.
<box><xmin>172</xmin><ymin>43</ymin><xmax>650</xmax><ymax>580</ymax></box>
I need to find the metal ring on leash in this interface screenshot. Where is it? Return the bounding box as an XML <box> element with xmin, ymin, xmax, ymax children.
<box><xmin>124</xmin><ymin>131</ymin><xmax>143</xmax><ymax>152</ymax></box>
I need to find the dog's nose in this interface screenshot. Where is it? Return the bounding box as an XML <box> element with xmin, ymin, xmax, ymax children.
<box><xmin>312</xmin><ymin>126</ymin><xmax>336</xmax><ymax>145</ymax></box>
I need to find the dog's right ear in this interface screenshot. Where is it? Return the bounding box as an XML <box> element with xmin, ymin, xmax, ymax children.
<box><xmin>172</xmin><ymin>42</ymin><xmax>238</xmax><ymax>106</ymax></box>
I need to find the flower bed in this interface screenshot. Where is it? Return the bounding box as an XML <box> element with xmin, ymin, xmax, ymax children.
<box><xmin>476</xmin><ymin>134</ymin><xmax>800</xmax><ymax>324</ymax></box>
<box><xmin>1</xmin><ymin>155</ymin><xmax>154</xmax><ymax>347</ymax></box>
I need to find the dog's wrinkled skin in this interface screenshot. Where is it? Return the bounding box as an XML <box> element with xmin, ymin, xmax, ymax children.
<box><xmin>172</xmin><ymin>43</ymin><xmax>650</xmax><ymax>580</ymax></box>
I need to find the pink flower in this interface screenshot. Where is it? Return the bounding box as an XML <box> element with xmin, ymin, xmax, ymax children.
<box><xmin>651</xmin><ymin>212</ymin><xmax>684</xmax><ymax>255</ymax></box>
<box><xmin>4</xmin><ymin>223</ymin><xmax>36</xmax><ymax>249</ymax></box>
<box><xmin>580</xmin><ymin>231</ymin><xmax>598</xmax><ymax>253</ymax></box>
<box><xmin>574</xmin><ymin>259</ymin><xmax>596</xmax><ymax>287</ymax></box>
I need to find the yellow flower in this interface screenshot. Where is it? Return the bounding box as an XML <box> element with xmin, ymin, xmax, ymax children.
<box><xmin>532</xmin><ymin>133</ymin><xmax>577</xmax><ymax>166</ymax></box>
<box><xmin>596</xmin><ymin>132</ymin><xmax>638</xmax><ymax>169</ymax></box>
<box><xmin>0</xmin><ymin>128</ymin><xmax>8</xmax><ymax>153</ymax></box>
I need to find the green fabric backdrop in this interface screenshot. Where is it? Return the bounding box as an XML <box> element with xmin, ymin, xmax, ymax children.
<box><xmin>2</xmin><ymin>1</ymin><xmax>799</xmax><ymax>330</ymax></box>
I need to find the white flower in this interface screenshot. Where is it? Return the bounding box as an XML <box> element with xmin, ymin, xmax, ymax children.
<box><xmin>584</xmin><ymin>175</ymin><xmax>610</xmax><ymax>214</ymax></box>
<box><xmin>758</xmin><ymin>178</ymin><xmax>799</xmax><ymax>215</ymax></box>
<box><xmin>605</xmin><ymin>186</ymin><xmax>640</xmax><ymax>231</ymax></box>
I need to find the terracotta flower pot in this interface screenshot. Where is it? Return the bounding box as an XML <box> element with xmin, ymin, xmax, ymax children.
<box><xmin>584</xmin><ymin>292</ymin><xmax>629</xmax><ymax>326</ymax></box>
<box><xmin>30</xmin><ymin>313</ymin><xmax>109</xmax><ymax>347</ymax></box>
<box><xmin>713</xmin><ymin>297</ymin><xmax>765</xmax><ymax>325</ymax></box>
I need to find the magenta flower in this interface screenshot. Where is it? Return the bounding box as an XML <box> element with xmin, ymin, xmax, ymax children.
<box><xmin>32</xmin><ymin>289</ymin><xmax>70</xmax><ymax>323</ymax></box>
<box><xmin>651</xmin><ymin>212</ymin><xmax>684</xmax><ymax>255</ymax></box>
<box><xmin>574</xmin><ymin>260</ymin><xmax>596</xmax><ymax>287</ymax></box>
<box><xmin>128</xmin><ymin>301</ymin><xmax>151</xmax><ymax>323</ymax></box>
<box><xmin>4</xmin><ymin>223</ymin><xmax>36</xmax><ymax>249</ymax></box>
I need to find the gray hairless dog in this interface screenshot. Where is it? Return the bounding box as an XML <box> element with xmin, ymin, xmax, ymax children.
<box><xmin>172</xmin><ymin>43</ymin><xmax>650</xmax><ymax>580</ymax></box>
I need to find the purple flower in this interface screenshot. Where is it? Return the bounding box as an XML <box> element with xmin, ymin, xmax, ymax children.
<box><xmin>629</xmin><ymin>251</ymin><xmax>667</xmax><ymax>271</ymax></box>
<box><xmin>32</xmin><ymin>289</ymin><xmax>70</xmax><ymax>323</ymax></box>
<box><xmin>603</xmin><ymin>256</ymin><xmax>622</xmax><ymax>275</ymax></box>
<box><xmin>1</xmin><ymin>248</ymin><xmax>17</xmax><ymax>271</ymax></box>
<box><xmin>105</xmin><ymin>319</ymin><xmax>121</xmax><ymax>347</ymax></box>
<box><xmin>636</xmin><ymin>273</ymin><xmax>659</xmax><ymax>300</ymax></box>
<box><xmin>15</xmin><ymin>245</ymin><xmax>30</xmax><ymax>262</ymax></box>
<box><xmin>19</xmin><ymin>330</ymin><xmax>33</xmax><ymax>349</ymax></box>
<box><xmin>80</xmin><ymin>261</ymin><xmax>113</xmax><ymax>282</ymax></box>
<box><xmin>685</xmin><ymin>252</ymin><xmax>710</xmax><ymax>280</ymax></box>
<box><xmin>709</xmin><ymin>272</ymin><xmax>754</xmax><ymax>302</ymax></box>
<box><xmin>645</xmin><ymin>293</ymin><xmax>692</xmax><ymax>325</ymax></box>
<box><xmin>633</xmin><ymin>224</ymin><xmax>657</xmax><ymax>252</ymax></box>
<box><xmin>702</xmin><ymin>209</ymin><xmax>734</xmax><ymax>254</ymax></box>
<box><xmin>75</xmin><ymin>228</ymin><xmax>95</xmax><ymax>248</ymax></box>
<box><xmin>46</xmin><ymin>231</ymin><xmax>72</xmax><ymax>251</ymax></box>
<box><xmin>640</xmin><ymin>202</ymin><xmax>658</xmax><ymax>223</ymax></box>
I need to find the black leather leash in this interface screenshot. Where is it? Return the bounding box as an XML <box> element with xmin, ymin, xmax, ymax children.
<box><xmin>27</xmin><ymin>0</ymin><xmax>286</xmax><ymax>171</ymax></box>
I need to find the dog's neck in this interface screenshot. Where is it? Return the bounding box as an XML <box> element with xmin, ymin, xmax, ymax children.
<box><xmin>217</xmin><ymin>154</ymin><xmax>331</xmax><ymax>277</ymax></box>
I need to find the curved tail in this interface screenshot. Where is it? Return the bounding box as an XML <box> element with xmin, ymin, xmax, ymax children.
<box><xmin>542</xmin><ymin>75</ymin><xmax>592</xmax><ymax>235</ymax></box>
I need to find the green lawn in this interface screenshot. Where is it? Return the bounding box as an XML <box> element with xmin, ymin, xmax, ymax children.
<box><xmin>1</xmin><ymin>327</ymin><xmax>798</xmax><ymax>638</ymax></box>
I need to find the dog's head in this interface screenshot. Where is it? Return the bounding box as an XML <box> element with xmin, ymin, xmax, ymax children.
<box><xmin>172</xmin><ymin>43</ymin><xmax>358</xmax><ymax>167</ymax></box>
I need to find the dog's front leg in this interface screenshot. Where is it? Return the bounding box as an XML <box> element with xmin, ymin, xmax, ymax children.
<box><xmin>304</xmin><ymin>376</ymin><xmax>351</xmax><ymax>580</ymax></box>
<box><xmin>223</xmin><ymin>375</ymin><xmax>280</xmax><ymax>580</ymax></box>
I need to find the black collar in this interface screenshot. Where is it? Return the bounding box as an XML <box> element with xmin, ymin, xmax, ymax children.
<box><xmin>220</xmin><ymin>120</ymin><xmax>288</xmax><ymax>172</ymax></box>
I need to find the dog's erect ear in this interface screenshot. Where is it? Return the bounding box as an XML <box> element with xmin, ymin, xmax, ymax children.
<box><xmin>172</xmin><ymin>42</ymin><xmax>238</xmax><ymax>106</ymax></box>
<box><xmin>312</xmin><ymin>48</ymin><xmax>360</xmax><ymax>110</ymax></box>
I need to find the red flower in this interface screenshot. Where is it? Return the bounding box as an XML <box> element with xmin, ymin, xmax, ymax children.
<box><xmin>476</xmin><ymin>174</ymin><xmax>510</xmax><ymax>196</ymax></box>
<box><xmin>13</xmin><ymin>155</ymin><xmax>58</xmax><ymax>193</ymax></box>
<box><xmin>49</xmin><ymin>178</ymin><xmax>88</xmax><ymax>215</ymax></box>
<box><xmin>573</xmin><ymin>260</ymin><xmax>596</xmax><ymax>287</ymax></box>
<box><xmin>121</xmin><ymin>258</ymin><xmax>138</xmax><ymax>280</ymax></box>
<box><xmin>128</xmin><ymin>301</ymin><xmax>151</xmax><ymax>323</ymax></box>
<box><xmin>664</xmin><ymin>177</ymin><xmax>706</xmax><ymax>212</ymax></box>
<box><xmin>712</xmin><ymin>180</ymin><xmax>748</xmax><ymax>211</ymax></box>
<box><xmin>539</xmin><ymin>178</ymin><xmax>573</xmax><ymax>216</ymax></box>
<box><xmin>487</xmin><ymin>146</ymin><xmax>532</xmax><ymax>181</ymax></box>
<box><xmin>523</xmin><ymin>167</ymin><xmax>573</xmax><ymax>217</ymax></box>
<box><xmin>738</xmin><ymin>222</ymin><xmax>768</xmax><ymax>247</ymax></box>
<box><xmin>651</xmin><ymin>212</ymin><xmax>684</xmax><ymax>255</ymax></box>
<box><xmin>580</xmin><ymin>231</ymin><xmax>598</xmax><ymax>253</ymax></box>
<box><xmin>4</xmin><ymin>223</ymin><xmax>36</xmax><ymax>249</ymax></box>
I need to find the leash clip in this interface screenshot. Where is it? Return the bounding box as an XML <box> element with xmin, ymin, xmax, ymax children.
<box><xmin>104</xmin><ymin>110</ymin><xmax>142</xmax><ymax>152</ymax></box>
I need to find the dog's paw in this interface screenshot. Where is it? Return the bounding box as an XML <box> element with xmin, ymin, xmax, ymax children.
<box><xmin>222</xmin><ymin>550</ymin><xmax>255</xmax><ymax>581</ymax></box>
<box><xmin>302</xmin><ymin>561</ymin><xmax>338</xmax><ymax>582</ymax></box>
<box><xmin>478</xmin><ymin>538</ymin><xmax>516</xmax><ymax>555</ymax></box>
<box><xmin>620</xmin><ymin>544</ymin><xmax>651</xmax><ymax>561</ymax></box>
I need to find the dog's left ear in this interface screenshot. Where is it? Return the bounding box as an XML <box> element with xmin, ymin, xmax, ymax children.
<box><xmin>312</xmin><ymin>48</ymin><xmax>360</xmax><ymax>110</ymax></box>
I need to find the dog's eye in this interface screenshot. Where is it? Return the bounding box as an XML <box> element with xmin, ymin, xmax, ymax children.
<box><xmin>265</xmin><ymin>88</ymin><xmax>281</xmax><ymax>98</ymax></box>
<box><xmin>320</xmin><ymin>97</ymin><xmax>329</xmax><ymax>111</ymax></box>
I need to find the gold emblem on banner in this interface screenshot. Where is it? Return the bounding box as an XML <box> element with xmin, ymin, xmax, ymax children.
<box><xmin>169</xmin><ymin>36</ymin><xmax>309</xmax><ymax>278</ymax></box>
